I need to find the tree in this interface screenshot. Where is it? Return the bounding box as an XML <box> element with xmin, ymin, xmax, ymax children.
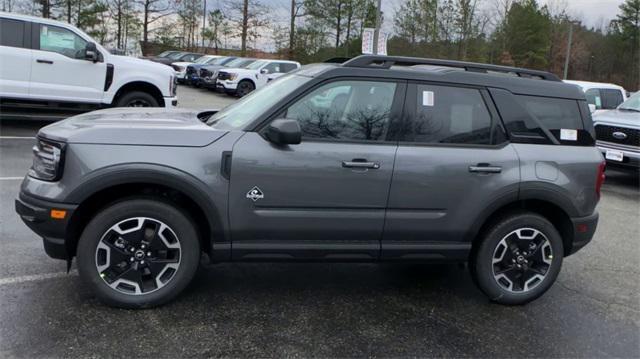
<box><xmin>289</xmin><ymin>0</ymin><xmax>305</xmax><ymax>59</ymax></box>
<box><xmin>224</xmin><ymin>0</ymin><xmax>268</xmax><ymax>56</ymax></box>
<box><xmin>177</xmin><ymin>0</ymin><xmax>202</xmax><ymax>49</ymax></box>
<box><xmin>136</xmin><ymin>0</ymin><xmax>175</xmax><ymax>54</ymax></box>
<box><xmin>497</xmin><ymin>0</ymin><xmax>551</xmax><ymax>68</ymax></box>
<box><xmin>203</xmin><ymin>9</ymin><xmax>225</xmax><ymax>52</ymax></box>
<box><xmin>616</xmin><ymin>0</ymin><xmax>640</xmax><ymax>88</ymax></box>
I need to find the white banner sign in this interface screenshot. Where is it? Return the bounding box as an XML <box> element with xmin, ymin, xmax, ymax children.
<box><xmin>377</xmin><ymin>32</ymin><xmax>388</xmax><ymax>55</ymax></box>
<box><xmin>362</xmin><ymin>28</ymin><xmax>374</xmax><ymax>54</ymax></box>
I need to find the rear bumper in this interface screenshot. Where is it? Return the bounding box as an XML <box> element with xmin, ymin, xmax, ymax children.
<box><xmin>567</xmin><ymin>211</ymin><xmax>599</xmax><ymax>256</ymax></box>
<box><xmin>15</xmin><ymin>192</ymin><xmax>77</xmax><ymax>260</ymax></box>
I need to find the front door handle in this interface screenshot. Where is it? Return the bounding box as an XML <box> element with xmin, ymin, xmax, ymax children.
<box><xmin>469</xmin><ymin>164</ymin><xmax>502</xmax><ymax>173</ymax></box>
<box><xmin>36</xmin><ymin>59</ymin><xmax>53</xmax><ymax>64</ymax></box>
<box><xmin>342</xmin><ymin>160</ymin><xmax>380</xmax><ymax>169</ymax></box>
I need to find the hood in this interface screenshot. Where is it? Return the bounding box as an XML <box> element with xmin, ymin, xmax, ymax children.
<box><xmin>593</xmin><ymin>109</ymin><xmax>640</xmax><ymax>128</ymax></box>
<box><xmin>172</xmin><ymin>61</ymin><xmax>193</xmax><ymax>67</ymax></box>
<box><xmin>115</xmin><ymin>55</ymin><xmax>172</xmax><ymax>72</ymax></box>
<box><xmin>39</xmin><ymin>108</ymin><xmax>226</xmax><ymax>147</ymax></box>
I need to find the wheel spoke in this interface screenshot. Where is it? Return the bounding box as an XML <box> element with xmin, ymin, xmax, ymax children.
<box><xmin>95</xmin><ymin>217</ymin><xmax>181</xmax><ymax>296</ymax></box>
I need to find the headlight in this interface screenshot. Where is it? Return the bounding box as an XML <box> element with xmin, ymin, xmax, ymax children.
<box><xmin>229</xmin><ymin>73</ymin><xmax>238</xmax><ymax>81</ymax></box>
<box><xmin>29</xmin><ymin>138</ymin><xmax>64</xmax><ymax>181</ymax></box>
<box><xmin>170</xmin><ymin>76</ymin><xmax>177</xmax><ymax>96</ymax></box>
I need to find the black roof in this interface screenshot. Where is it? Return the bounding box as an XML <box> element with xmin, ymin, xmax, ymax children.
<box><xmin>303</xmin><ymin>55</ymin><xmax>584</xmax><ymax>100</ymax></box>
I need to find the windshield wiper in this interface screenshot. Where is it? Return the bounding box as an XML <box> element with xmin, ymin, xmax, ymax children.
<box><xmin>618</xmin><ymin>107</ymin><xmax>640</xmax><ymax>113</ymax></box>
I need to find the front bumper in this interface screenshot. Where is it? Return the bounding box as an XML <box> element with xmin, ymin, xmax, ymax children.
<box><xmin>164</xmin><ymin>96</ymin><xmax>178</xmax><ymax>107</ymax></box>
<box><xmin>15</xmin><ymin>192</ymin><xmax>77</xmax><ymax>260</ymax></box>
<box><xmin>216</xmin><ymin>80</ymin><xmax>238</xmax><ymax>92</ymax></box>
<box><xmin>597</xmin><ymin>141</ymin><xmax>640</xmax><ymax>169</ymax></box>
<box><xmin>567</xmin><ymin>211</ymin><xmax>599</xmax><ymax>256</ymax></box>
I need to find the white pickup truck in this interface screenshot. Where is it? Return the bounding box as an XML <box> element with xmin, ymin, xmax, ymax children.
<box><xmin>216</xmin><ymin>59</ymin><xmax>301</xmax><ymax>97</ymax></box>
<box><xmin>0</xmin><ymin>12</ymin><xmax>177</xmax><ymax>120</ymax></box>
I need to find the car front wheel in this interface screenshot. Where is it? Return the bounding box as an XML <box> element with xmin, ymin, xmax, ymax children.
<box><xmin>471</xmin><ymin>212</ymin><xmax>564</xmax><ymax>305</ymax></box>
<box><xmin>115</xmin><ymin>91</ymin><xmax>160</xmax><ymax>107</ymax></box>
<box><xmin>76</xmin><ymin>199</ymin><xmax>200</xmax><ymax>308</ymax></box>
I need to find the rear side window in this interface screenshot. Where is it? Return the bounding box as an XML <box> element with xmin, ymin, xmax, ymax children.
<box><xmin>0</xmin><ymin>18</ymin><xmax>26</xmax><ymax>48</ymax></box>
<box><xmin>585</xmin><ymin>88</ymin><xmax>624</xmax><ymax>110</ymax></box>
<box><xmin>281</xmin><ymin>63</ymin><xmax>298</xmax><ymax>73</ymax></box>
<box><xmin>402</xmin><ymin>84</ymin><xmax>500</xmax><ymax>145</ymax></box>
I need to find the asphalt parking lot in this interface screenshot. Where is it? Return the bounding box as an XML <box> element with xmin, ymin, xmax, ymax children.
<box><xmin>0</xmin><ymin>85</ymin><xmax>639</xmax><ymax>357</ymax></box>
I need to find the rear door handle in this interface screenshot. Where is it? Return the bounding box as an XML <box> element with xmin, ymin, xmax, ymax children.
<box><xmin>36</xmin><ymin>59</ymin><xmax>53</xmax><ymax>64</ymax></box>
<box><xmin>342</xmin><ymin>160</ymin><xmax>380</xmax><ymax>169</ymax></box>
<box><xmin>469</xmin><ymin>164</ymin><xmax>502</xmax><ymax>173</ymax></box>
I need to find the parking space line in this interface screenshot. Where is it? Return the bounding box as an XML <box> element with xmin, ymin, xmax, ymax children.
<box><xmin>0</xmin><ymin>270</ymin><xmax>78</xmax><ymax>286</ymax></box>
<box><xmin>0</xmin><ymin>136</ymin><xmax>35</xmax><ymax>139</ymax></box>
<box><xmin>0</xmin><ymin>177</ymin><xmax>24</xmax><ymax>181</ymax></box>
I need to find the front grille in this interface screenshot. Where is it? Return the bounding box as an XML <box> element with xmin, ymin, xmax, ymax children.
<box><xmin>595</xmin><ymin>125</ymin><xmax>640</xmax><ymax>147</ymax></box>
<box><xmin>186</xmin><ymin>66</ymin><xmax>196</xmax><ymax>75</ymax></box>
<box><xmin>218</xmin><ymin>71</ymin><xmax>230</xmax><ymax>80</ymax></box>
<box><xmin>200</xmin><ymin>68</ymin><xmax>212</xmax><ymax>78</ymax></box>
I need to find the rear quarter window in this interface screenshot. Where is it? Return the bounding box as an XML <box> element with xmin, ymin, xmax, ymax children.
<box><xmin>515</xmin><ymin>95</ymin><xmax>593</xmax><ymax>146</ymax></box>
<box><xmin>0</xmin><ymin>18</ymin><xmax>26</xmax><ymax>48</ymax></box>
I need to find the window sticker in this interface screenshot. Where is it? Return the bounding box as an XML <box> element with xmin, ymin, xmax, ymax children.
<box><xmin>422</xmin><ymin>91</ymin><xmax>434</xmax><ymax>107</ymax></box>
<box><xmin>560</xmin><ymin>129</ymin><xmax>577</xmax><ymax>141</ymax></box>
<box><xmin>594</xmin><ymin>96</ymin><xmax>602</xmax><ymax>108</ymax></box>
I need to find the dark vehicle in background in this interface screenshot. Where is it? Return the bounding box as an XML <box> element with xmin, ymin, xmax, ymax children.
<box><xmin>200</xmin><ymin>58</ymin><xmax>256</xmax><ymax>89</ymax></box>
<box><xmin>148</xmin><ymin>51</ymin><xmax>204</xmax><ymax>66</ymax></box>
<box><xmin>16</xmin><ymin>55</ymin><xmax>603</xmax><ymax>308</ymax></box>
<box><xmin>593</xmin><ymin>92</ymin><xmax>640</xmax><ymax>170</ymax></box>
<box><xmin>186</xmin><ymin>56</ymin><xmax>237</xmax><ymax>87</ymax></box>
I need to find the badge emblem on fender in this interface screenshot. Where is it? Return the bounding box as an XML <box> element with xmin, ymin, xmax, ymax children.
<box><xmin>246</xmin><ymin>186</ymin><xmax>264</xmax><ymax>202</ymax></box>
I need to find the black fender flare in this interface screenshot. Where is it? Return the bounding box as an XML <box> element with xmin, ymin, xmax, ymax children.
<box><xmin>65</xmin><ymin>163</ymin><xmax>226</xmax><ymax>246</ymax></box>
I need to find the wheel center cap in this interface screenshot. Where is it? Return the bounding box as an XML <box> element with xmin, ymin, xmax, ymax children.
<box><xmin>134</xmin><ymin>250</ymin><xmax>145</xmax><ymax>260</ymax></box>
<box><xmin>516</xmin><ymin>255</ymin><xmax>525</xmax><ymax>264</ymax></box>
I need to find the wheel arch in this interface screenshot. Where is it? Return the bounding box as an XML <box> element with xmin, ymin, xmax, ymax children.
<box><xmin>469</xmin><ymin>196</ymin><xmax>577</xmax><ymax>257</ymax></box>
<box><xmin>64</xmin><ymin>165</ymin><xmax>225</xmax><ymax>259</ymax></box>
<box><xmin>112</xmin><ymin>81</ymin><xmax>164</xmax><ymax>107</ymax></box>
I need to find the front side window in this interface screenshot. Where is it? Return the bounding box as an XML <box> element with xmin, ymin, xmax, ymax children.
<box><xmin>600</xmin><ymin>89</ymin><xmax>624</xmax><ymax>109</ymax></box>
<box><xmin>404</xmin><ymin>84</ymin><xmax>493</xmax><ymax>145</ymax></box>
<box><xmin>263</xmin><ymin>62</ymin><xmax>281</xmax><ymax>74</ymax></box>
<box><xmin>0</xmin><ymin>18</ymin><xmax>26</xmax><ymax>48</ymax></box>
<box><xmin>39</xmin><ymin>25</ymin><xmax>87</xmax><ymax>59</ymax></box>
<box><xmin>283</xmin><ymin>80</ymin><xmax>397</xmax><ymax>142</ymax></box>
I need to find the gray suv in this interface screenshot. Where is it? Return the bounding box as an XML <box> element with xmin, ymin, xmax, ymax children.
<box><xmin>16</xmin><ymin>56</ymin><xmax>604</xmax><ymax>308</ymax></box>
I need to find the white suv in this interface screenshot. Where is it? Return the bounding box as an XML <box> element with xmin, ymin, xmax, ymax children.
<box><xmin>564</xmin><ymin>80</ymin><xmax>627</xmax><ymax>114</ymax></box>
<box><xmin>216</xmin><ymin>59</ymin><xmax>300</xmax><ymax>96</ymax></box>
<box><xmin>0</xmin><ymin>13</ymin><xmax>177</xmax><ymax>120</ymax></box>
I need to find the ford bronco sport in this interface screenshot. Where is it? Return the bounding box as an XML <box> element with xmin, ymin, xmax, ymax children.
<box><xmin>15</xmin><ymin>55</ymin><xmax>603</xmax><ymax>308</ymax></box>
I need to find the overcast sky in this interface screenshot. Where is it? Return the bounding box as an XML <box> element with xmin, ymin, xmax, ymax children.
<box><xmin>206</xmin><ymin>0</ymin><xmax>626</xmax><ymax>50</ymax></box>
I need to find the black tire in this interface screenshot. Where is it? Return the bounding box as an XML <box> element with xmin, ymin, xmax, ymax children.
<box><xmin>235</xmin><ymin>80</ymin><xmax>255</xmax><ymax>97</ymax></box>
<box><xmin>76</xmin><ymin>199</ymin><xmax>200</xmax><ymax>308</ymax></box>
<box><xmin>115</xmin><ymin>91</ymin><xmax>159</xmax><ymax>107</ymax></box>
<box><xmin>471</xmin><ymin>212</ymin><xmax>563</xmax><ymax>305</ymax></box>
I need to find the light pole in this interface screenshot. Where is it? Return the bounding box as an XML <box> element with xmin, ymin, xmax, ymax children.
<box><xmin>563</xmin><ymin>21</ymin><xmax>578</xmax><ymax>80</ymax></box>
<box><xmin>202</xmin><ymin>0</ymin><xmax>207</xmax><ymax>49</ymax></box>
<box><xmin>372</xmin><ymin>0</ymin><xmax>382</xmax><ymax>55</ymax></box>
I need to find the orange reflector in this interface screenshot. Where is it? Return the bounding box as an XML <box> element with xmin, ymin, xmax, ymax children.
<box><xmin>50</xmin><ymin>209</ymin><xmax>67</xmax><ymax>220</ymax></box>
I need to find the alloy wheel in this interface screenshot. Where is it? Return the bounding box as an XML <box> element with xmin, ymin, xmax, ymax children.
<box><xmin>491</xmin><ymin>228</ymin><xmax>553</xmax><ymax>293</ymax></box>
<box><xmin>127</xmin><ymin>99</ymin><xmax>152</xmax><ymax>107</ymax></box>
<box><xmin>95</xmin><ymin>217</ymin><xmax>181</xmax><ymax>295</ymax></box>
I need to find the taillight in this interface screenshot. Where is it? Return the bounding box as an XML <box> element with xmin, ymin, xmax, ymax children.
<box><xmin>595</xmin><ymin>160</ymin><xmax>606</xmax><ymax>198</ymax></box>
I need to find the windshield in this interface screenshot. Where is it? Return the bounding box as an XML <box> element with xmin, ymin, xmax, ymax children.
<box><xmin>195</xmin><ymin>56</ymin><xmax>213</xmax><ymax>64</ymax></box>
<box><xmin>209</xmin><ymin>74</ymin><xmax>311</xmax><ymax>130</ymax></box>
<box><xmin>246</xmin><ymin>60</ymin><xmax>267</xmax><ymax>70</ymax></box>
<box><xmin>157</xmin><ymin>51</ymin><xmax>174</xmax><ymax>57</ymax></box>
<box><xmin>167</xmin><ymin>52</ymin><xmax>185</xmax><ymax>60</ymax></box>
<box><xmin>224</xmin><ymin>58</ymin><xmax>254</xmax><ymax>68</ymax></box>
<box><xmin>209</xmin><ymin>57</ymin><xmax>230</xmax><ymax>65</ymax></box>
<box><xmin>618</xmin><ymin>92</ymin><xmax>640</xmax><ymax>112</ymax></box>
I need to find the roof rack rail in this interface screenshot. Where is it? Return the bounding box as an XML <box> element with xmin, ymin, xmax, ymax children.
<box><xmin>343</xmin><ymin>55</ymin><xmax>561</xmax><ymax>81</ymax></box>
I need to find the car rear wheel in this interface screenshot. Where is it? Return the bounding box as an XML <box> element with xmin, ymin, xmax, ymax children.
<box><xmin>77</xmin><ymin>199</ymin><xmax>200</xmax><ymax>308</ymax></box>
<box><xmin>115</xmin><ymin>91</ymin><xmax>159</xmax><ymax>107</ymax></box>
<box><xmin>235</xmin><ymin>80</ymin><xmax>255</xmax><ymax>97</ymax></box>
<box><xmin>471</xmin><ymin>212</ymin><xmax>563</xmax><ymax>305</ymax></box>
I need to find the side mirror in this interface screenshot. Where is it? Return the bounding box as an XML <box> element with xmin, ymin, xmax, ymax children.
<box><xmin>260</xmin><ymin>68</ymin><xmax>269</xmax><ymax>74</ymax></box>
<box><xmin>588</xmin><ymin>104</ymin><xmax>596</xmax><ymax>114</ymax></box>
<box><xmin>266</xmin><ymin>119</ymin><xmax>301</xmax><ymax>145</ymax></box>
<box><xmin>85</xmin><ymin>42</ymin><xmax>98</xmax><ymax>62</ymax></box>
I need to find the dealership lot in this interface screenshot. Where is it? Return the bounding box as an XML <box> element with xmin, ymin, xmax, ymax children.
<box><xmin>0</xmin><ymin>86</ymin><xmax>639</xmax><ymax>357</ymax></box>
